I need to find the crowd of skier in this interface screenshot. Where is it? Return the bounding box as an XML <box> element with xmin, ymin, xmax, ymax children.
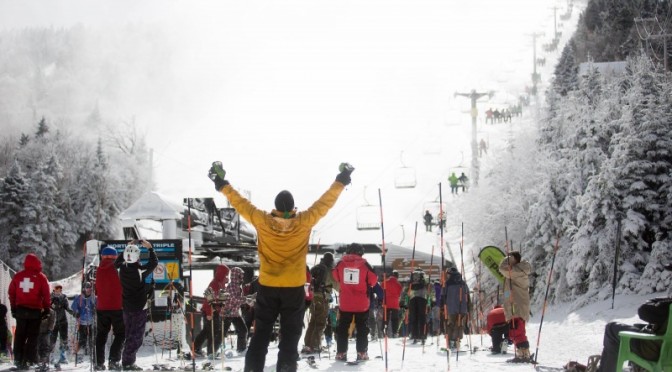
<box><xmin>4</xmin><ymin>160</ymin><xmax>669</xmax><ymax>372</ymax></box>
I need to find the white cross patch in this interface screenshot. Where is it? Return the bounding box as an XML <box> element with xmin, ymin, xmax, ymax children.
<box><xmin>19</xmin><ymin>277</ymin><xmax>34</xmax><ymax>293</ymax></box>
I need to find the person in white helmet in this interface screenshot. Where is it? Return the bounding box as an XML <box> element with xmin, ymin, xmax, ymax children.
<box><xmin>114</xmin><ymin>240</ymin><xmax>158</xmax><ymax>371</ymax></box>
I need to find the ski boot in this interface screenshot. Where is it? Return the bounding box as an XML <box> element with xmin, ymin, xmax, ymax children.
<box><xmin>108</xmin><ymin>361</ymin><xmax>122</xmax><ymax>371</ymax></box>
<box><xmin>35</xmin><ymin>363</ymin><xmax>50</xmax><ymax>372</ymax></box>
<box><xmin>122</xmin><ymin>364</ymin><xmax>143</xmax><ymax>371</ymax></box>
<box><xmin>356</xmin><ymin>352</ymin><xmax>369</xmax><ymax>361</ymax></box>
<box><xmin>58</xmin><ymin>351</ymin><xmax>68</xmax><ymax>365</ymax></box>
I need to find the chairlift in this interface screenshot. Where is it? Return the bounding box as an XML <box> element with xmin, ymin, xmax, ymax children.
<box><xmin>422</xmin><ymin>200</ymin><xmax>448</xmax><ymax>227</ymax></box>
<box><xmin>356</xmin><ymin>186</ymin><xmax>381</xmax><ymax>231</ymax></box>
<box><xmin>449</xmin><ymin>165</ymin><xmax>471</xmax><ymax>193</ymax></box>
<box><xmin>394</xmin><ymin>151</ymin><xmax>417</xmax><ymax>189</ymax></box>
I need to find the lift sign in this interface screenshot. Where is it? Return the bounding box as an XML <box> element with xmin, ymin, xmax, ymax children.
<box><xmin>343</xmin><ymin>268</ymin><xmax>360</xmax><ymax>285</ymax></box>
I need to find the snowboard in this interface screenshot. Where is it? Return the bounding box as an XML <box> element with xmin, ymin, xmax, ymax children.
<box><xmin>478</xmin><ymin>246</ymin><xmax>506</xmax><ymax>284</ymax></box>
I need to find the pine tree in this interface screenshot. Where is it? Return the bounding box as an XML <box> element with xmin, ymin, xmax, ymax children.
<box><xmin>0</xmin><ymin>161</ymin><xmax>31</xmax><ymax>269</ymax></box>
<box><xmin>35</xmin><ymin>117</ymin><xmax>49</xmax><ymax>138</ymax></box>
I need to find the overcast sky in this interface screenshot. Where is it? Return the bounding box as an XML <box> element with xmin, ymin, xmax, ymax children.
<box><xmin>1</xmin><ymin>0</ymin><xmax>563</xmax><ymax>243</ymax></box>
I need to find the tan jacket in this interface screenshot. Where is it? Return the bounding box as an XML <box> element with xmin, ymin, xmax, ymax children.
<box><xmin>499</xmin><ymin>257</ymin><xmax>532</xmax><ymax>322</ymax></box>
<box><xmin>221</xmin><ymin>182</ymin><xmax>344</xmax><ymax>287</ymax></box>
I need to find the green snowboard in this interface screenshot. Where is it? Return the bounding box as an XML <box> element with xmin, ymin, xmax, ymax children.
<box><xmin>478</xmin><ymin>246</ymin><xmax>506</xmax><ymax>284</ymax></box>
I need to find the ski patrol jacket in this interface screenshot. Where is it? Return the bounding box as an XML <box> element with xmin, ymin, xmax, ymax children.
<box><xmin>201</xmin><ymin>265</ymin><xmax>229</xmax><ymax>318</ymax></box>
<box><xmin>115</xmin><ymin>248</ymin><xmax>159</xmax><ymax>312</ymax></box>
<box><xmin>8</xmin><ymin>253</ymin><xmax>51</xmax><ymax>311</ymax></box>
<box><xmin>221</xmin><ymin>267</ymin><xmax>246</xmax><ymax>318</ymax></box>
<box><xmin>332</xmin><ymin>253</ymin><xmax>378</xmax><ymax>313</ymax></box>
<box><xmin>96</xmin><ymin>255</ymin><xmax>123</xmax><ymax>311</ymax></box>
<box><xmin>442</xmin><ymin>271</ymin><xmax>470</xmax><ymax>315</ymax></box>
<box><xmin>219</xmin><ymin>181</ymin><xmax>344</xmax><ymax>288</ymax></box>
<box><xmin>486</xmin><ymin>305</ymin><xmax>507</xmax><ymax>332</ymax></box>
<box><xmin>384</xmin><ymin>276</ymin><xmax>402</xmax><ymax>310</ymax></box>
<box><xmin>499</xmin><ymin>257</ymin><xmax>532</xmax><ymax>322</ymax></box>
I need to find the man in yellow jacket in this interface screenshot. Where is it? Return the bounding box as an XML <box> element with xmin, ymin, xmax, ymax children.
<box><xmin>208</xmin><ymin>162</ymin><xmax>353</xmax><ymax>372</ymax></box>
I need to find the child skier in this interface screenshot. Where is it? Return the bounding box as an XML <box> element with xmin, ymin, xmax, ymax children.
<box><xmin>71</xmin><ymin>282</ymin><xmax>96</xmax><ymax>362</ymax></box>
<box><xmin>37</xmin><ymin>308</ymin><xmax>55</xmax><ymax>372</ymax></box>
<box><xmin>221</xmin><ymin>267</ymin><xmax>248</xmax><ymax>354</ymax></box>
<box><xmin>114</xmin><ymin>240</ymin><xmax>158</xmax><ymax>371</ymax></box>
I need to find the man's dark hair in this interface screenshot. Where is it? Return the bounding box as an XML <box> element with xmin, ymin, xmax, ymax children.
<box><xmin>509</xmin><ymin>251</ymin><xmax>522</xmax><ymax>263</ymax></box>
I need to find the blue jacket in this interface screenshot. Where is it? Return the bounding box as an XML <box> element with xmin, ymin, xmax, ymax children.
<box><xmin>71</xmin><ymin>293</ymin><xmax>96</xmax><ymax>326</ymax></box>
<box><xmin>369</xmin><ymin>282</ymin><xmax>383</xmax><ymax>311</ymax></box>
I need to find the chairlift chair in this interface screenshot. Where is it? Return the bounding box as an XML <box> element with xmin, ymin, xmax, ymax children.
<box><xmin>356</xmin><ymin>186</ymin><xmax>381</xmax><ymax>230</ymax></box>
<box><xmin>422</xmin><ymin>200</ymin><xmax>448</xmax><ymax>227</ymax></box>
<box><xmin>394</xmin><ymin>151</ymin><xmax>417</xmax><ymax>188</ymax></box>
<box><xmin>449</xmin><ymin>165</ymin><xmax>471</xmax><ymax>192</ymax></box>
<box><xmin>356</xmin><ymin>205</ymin><xmax>381</xmax><ymax>230</ymax></box>
<box><xmin>394</xmin><ymin>167</ymin><xmax>417</xmax><ymax>189</ymax></box>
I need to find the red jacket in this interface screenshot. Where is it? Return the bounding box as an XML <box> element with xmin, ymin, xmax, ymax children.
<box><xmin>486</xmin><ymin>305</ymin><xmax>507</xmax><ymax>332</ymax></box>
<box><xmin>384</xmin><ymin>276</ymin><xmax>402</xmax><ymax>310</ymax></box>
<box><xmin>201</xmin><ymin>265</ymin><xmax>229</xmax><ymax>317</ymax></box>
<box><xmin>8</xmin><ymin>254</ymin><xmax>51</xmax><ymax>310</ymax></box>
<box><xmin>333</xmin><ymin>254</ymin><xmax>378</xmax><ymax>312</ymax></box>
<box><xmin>96</xmin><ymin>256</ymin><xmax>123</xmax><ymax>311</ymax></box>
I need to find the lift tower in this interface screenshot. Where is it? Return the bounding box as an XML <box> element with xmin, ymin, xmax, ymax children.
<box><xmin>454</xmin><ymin>89</ymin><xmax>492</xmax><ymax>187</ymax></box>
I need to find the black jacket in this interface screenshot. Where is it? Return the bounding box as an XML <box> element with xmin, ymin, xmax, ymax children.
<box><xmin>114</xmin><ymin>249</ymin><xmax>159</xmax><ymax>311</ymax></box>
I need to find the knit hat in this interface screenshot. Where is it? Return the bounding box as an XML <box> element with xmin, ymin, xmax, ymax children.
<box><xmin>101</xmin><ymin>246</ymin><xmax>118</xmax><ymax>257</ymax></box>
<box><xmin>274</xmin><ymin>190</ymin><xmax>295</xmax><ymax>213</ymax></box>
<box><xmin>322</xmin><ymin>252</ymin><xmax>335</xmax><ymax>268</ymax></box>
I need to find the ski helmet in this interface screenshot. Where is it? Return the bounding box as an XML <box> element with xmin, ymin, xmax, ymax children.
<box><xmin>124</xmin><ymin>244</ymin><xmax>141</xmax><ymax>264</ymax></box>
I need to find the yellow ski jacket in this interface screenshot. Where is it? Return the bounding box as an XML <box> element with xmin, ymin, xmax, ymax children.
<box><xmin>220</xmin><ymin>181</ymin><xmax>345</xmax><ymax>287</ymax></box>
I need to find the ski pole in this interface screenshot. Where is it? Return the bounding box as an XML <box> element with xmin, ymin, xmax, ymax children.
<box><xmin>377</xmin><ymin>188</ymin><xmax>389</xmax><ymax>371</ymax></box>
<box><xmin>400</xmin><ymin>221</ymin><xmax>418</xmax><ymax>367</ymax></box>
<box><xmin>186</xmin><ymin>198</ymin><xmax>196</xmax><ymax>372</ymax></box>
<box><xmin>533</xmin><ymin>234</ymin><xmax>560</xmax><ymax>364</ymax></box>
<box><xmin>437</xmin><ymin>183</ymin><xmax>450</xmax><ymax>371</ymax></box>
<box><xmin>503</xmin><ymin>227</ymin><xmax>516</xmax><ymax>355</ymax></box>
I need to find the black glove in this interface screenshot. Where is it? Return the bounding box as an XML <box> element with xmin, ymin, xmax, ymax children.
<box><xmin>335</xmin><ymin>162</ymin><xmax>355</xmax><ymax>186</ymax></box>
<box><xmin>74</xmin><ymin>312</ymin><xmax>80</xmax><ymax>319</ymax></box>
<box><xmin>11</xmin><ymin>308</ymin><xmax>16</xmax><ymax>319</ymax></box>
<box><xmin>41</xmin><ymin>309</ymin><xmax>49</xmax><ymax>320</ymax></box>
<box><xmin>208</xmin><ymin>162</ymin><xmax>230</xmax><ymax>191</ymax></box>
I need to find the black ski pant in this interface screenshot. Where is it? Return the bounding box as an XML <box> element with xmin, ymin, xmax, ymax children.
<box><xmin>489</xmin><ymin>322</ymin><xmax>509</xmax><ymax>353</ymax></box>
<box><xmin>367</xmin><ymin>307</ymin><xmax>383</xmax><ymax>339</ymax></box>
<box><xmin>386</xmin><ymin>308</ymin><xmax>400</xmax><ymax>338</ymax></box>
<box><xmin>0</xmin><ymin>318</ymin><xmax>8</xmax><ymax>355</ymax></box>
<box><xmin>50</xmin><ymin>319</ymin><xmax>69</xmax><ymax>353</ymax></box>
<box><xmin>193</xmin><ymin>312</ymin><xmax>222</xmax><ymax>355</ymax></box>
<box><xmin>37</xmin><ymin>332</ymin><xmax>51</xmax><ymax>364</ymax></box>
<box><xmin>336</xmin><ymin>310</ymin><xmax>369</xmax><ymax>354</ymax></box>
<box><xmin>76</xmin><ymin>324</ymin><xmax>93</xmax><ymax>354</ymax></box>
<box><xmin>95</xmin><ymin>310</ymin><xmax>125</xmax><ymax>366</ymax></box>
<box><xmin>223</xmin><ymin>316</ymin><xmax>247</xmax><ymax>352</ymax></box>
<box><xmin>596</xmin><ymin>322</ymin><xmax>657</xmax><ymax>372</ymax></box>
<box><xmin>13</xmin><ymin>308</ymin><xmax>41</xmax><ymax>366</ymax></box>
<box><xmin>244</xmin><ymin>285</ymin><xmax>305</xmax><ymax>372</ymax></box>
<box><xmin>408</xmin><ymin>297</ymin><xmax>427</xmax><ymax>341</ymax></box>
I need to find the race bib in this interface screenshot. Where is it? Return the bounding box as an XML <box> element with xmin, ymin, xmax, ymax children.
<box><xmin>343</xmin><ymin>268</ymin><xmax>360</xmax><ymax>285</ymax></box>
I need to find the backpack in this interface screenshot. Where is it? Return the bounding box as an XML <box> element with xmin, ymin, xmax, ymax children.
<box><xmin>638</xmin><ymin>297</ymin><xmax>672</xmax><ymax>331</ymax></box>
<box><xmin>311</xmin><ymin>264</ymin><xmax>327</xmax><ymax>292</ymax></box>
